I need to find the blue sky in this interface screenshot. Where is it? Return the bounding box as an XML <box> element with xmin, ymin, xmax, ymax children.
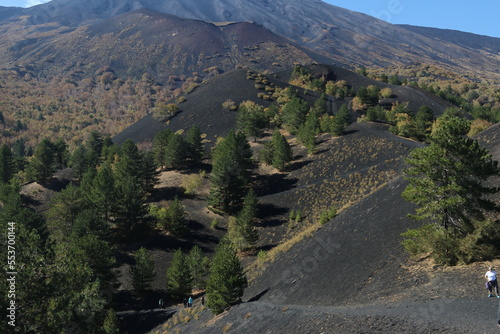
<box><xmin>324</xmin><ymin>0</ymin><xmax>499</xmax><ymax>37</ymax></box>
<box><xmin>0</xmin><ymin>0</ymin><xmax>498</xmax><ymax>37</ymax></box>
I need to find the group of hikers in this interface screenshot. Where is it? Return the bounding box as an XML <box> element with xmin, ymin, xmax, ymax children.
<box><xmin>158</xmin><ymin>295</ymin><xmax>205</xmax><ymax>309</ymax></box>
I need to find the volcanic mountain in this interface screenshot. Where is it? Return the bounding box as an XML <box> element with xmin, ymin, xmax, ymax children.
<box><xmin>1</xmin><ymin>0</ymin><xmax>499</xmax><ymax>81</ymax></box>
<box><xmin>0</xmin><ymin>8</ymin><xmax>316</xmax><ymax>80</ymax></box>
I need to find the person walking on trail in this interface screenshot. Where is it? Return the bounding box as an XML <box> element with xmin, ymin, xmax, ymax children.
<box><xmin>188</xmin><ymin>296</ymin><xmax>193</xmax><ymax>307</ymax></box>
<box><xmin>183</xmin><ymin>297</ymin><xmax>188</xmax><ymax>308</ymax></box>
<box><xmin>159</xmin><ymin>298</ymin><xmax>164</xmax><ymax>309</ymax></box>
<box><xmin>485</xmin><ymin>266</ymin><xmax>499</xmax><ymax>298</ymax></box>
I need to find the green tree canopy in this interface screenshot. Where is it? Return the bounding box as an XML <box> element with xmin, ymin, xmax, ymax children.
<box><xmin>166</xmin><ymin>249</ymin><xmax>193</xmax><ymax>300</ymax></box>
<box><xmin>206</xmin><ymin>239</ymin><xmax>247</xmax><ymax>314</ymax></box>
<box><xmin>0</xmin><ymin>144</ymin><xmax>15</xmax><ymax>184</ymax></box>
<box><xmin>130</xmin><ymin>247</ymin><xmax>156</xmax><ymax>293</ymax></box>
<box><xmin>208</xmin><ymin>131</ymin><xmax>253</xmax><ymax>214</ymax></box>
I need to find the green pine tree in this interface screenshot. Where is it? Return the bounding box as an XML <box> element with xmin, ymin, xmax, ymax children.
<box><xmin>152</xmin><ymin>129</ymin><xmax>173</xmax><ymax>170</ymax></box>
<box><xmin>208</xmin><ymin>131</ymin><xmax>253</xmax><ymax>214</ymax></box>
<box><xmin>0</xmin><ymin>144</ymin><xmax>15</xmax><ymax>184</ymax></box>
<box><xmin>185</xmin><ymin>125</ymin><xmax>204</xmax><ymax>164</ymax></box>
<box><xmin>330</xmin><ymin>105</ymin><xmax>352</xmax><ymax>136</ymax></box>
<box><xmin>46</xmin><ymin>183</ymin><xmax>86</xmax><ymax>243</ymax></box>
<box><xmin>187</xmin><ymin>246</ymin><xmax>209</xmax><ymax>290</ymax></box>
<box><xmin>297</xmin><ymin>112</ymin><xmax>318</xmax><ymax>154</ymax></box>
<box><xmin>164</xmin><ymin>133</ymin><xmax>187</xmax><ymax>168</ymax></box>
<box><xmin>27</xmin><ymin>138</ymin><xmax>56</xmax><ymax>183</ymax></box>
<box><xmin>130</xmin><ymin>247</ymin><xmax>156</xmax><ymax>293</ymax></box>
<box><xmin>403</xmin><ymin>116</ymin><xmax>499</xmax><ymax>234</ymax></box>
<box><xmin>166</xmin><ymin>249</ymin><xmax>193</xmax><ymax>300</ymax></box>
<box><xmin>86</xmin><ymin>162</ymin><xmax>115</xmax><ymax>222</ymax></box>
<box><xmin>282</xmin><ymin>95</ymin><xmax>309</xmax><ymax>134</ymax></box>
<box><xmin>103</xmin><ymin>309</ymin><xmax>120</xmax><ymax>334</ymax></box>
<box><xmin>237</xmin><ymin>101</ymin><xmax>267</xmax><ymax>141</ymax></box>
<box><xmin>272</xmin><ymin>131</ymin><xmax>293</xmax><ymax>171</ymax></box>
<box><xmin>206</xmin><ymin>239</ymin><xmax>247</xmax><ymax>314</ymax></box>
<box><xmin>165</xmin><ymin>196</ymin><xmax>187</xmax><ymax>236</ymax></box>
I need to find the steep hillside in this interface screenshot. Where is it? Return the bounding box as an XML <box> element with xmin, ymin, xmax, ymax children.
<box><xmin>0</xmin><ymin>9</ymin><xmax>315</xmax><ymax>80</ymax></box>
<box><xmin>399</xmin><ymin>25</ymin><xmax>500</xmax><ymax>54</ymax></box>
<box><xmin>113</xmin><ymin>65</ymin><xmax>453</xmax><ymax>147</ymax></box>
<box><xmin>2</xmin><ymin>0</ymin><xmax>499</xmax><ymax>82</ymax></box>
<box><xmin>142</xmin><ymin>122</ymin><xmax>500</xmax><ymax>334</ymax></box>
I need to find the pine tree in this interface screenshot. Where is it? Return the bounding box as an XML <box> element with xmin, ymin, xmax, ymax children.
<box><xmin>208</xmin><ymin>131</ymin><xmax>253</xmax><ymax>214</ymax></box>
<box><xmin>152</xmin><ymin>129</ymin><xmax>173</xmax><ymax>170</ymax></box>
<box><xmin>185</xmin><ymin>125</ymin><xmax>204</xmax><ymax>164</ymax></box>
<box><xmin>84</xmin><ymin>131</ymin><xmax>104</xmax><ymax>169</ymax></box>
<box><xmin>403</xmin><ymin>116</ymin><xmax>499</xmax><ymax>234</ymax></box>
<box><xmin>113</xmin><ymin>174</ymin><xmax>148</xmax><ymax>239</ymax></box>
<box><xmin>53</xmin><ymin>138</ymin><xmax>69</xmax><ymax>169</ymax></box>
<box><xmin>166</xmin><ymin>249</ymin><xmax>193</xmax><ymax>300</ymax></box>
<box><xmin>237</xmin><ymin>101</ymin><xmax>267</xmax><ymax>141</ymax></box>
<box><xmin>311</xmin><ymin>94</ymin><xmax>327</xmax><ymax>117</ymax></box>
<box><xmin>86</xmin><ymin>162</ymin><xmax>115</xmax><ymax>222</ymax></box>
<box><xmin>46</xmin><ymin>183</ymin><xmax>86</xmax><ymax>242</ymax></box>
<box><xmin>0</xmin><ymin>144</ymin><xmax>15</xmax><ymax>184</ymax></box>
<box><xmin>229</xmin><ymin>190</ymin><xmax>259</xmax><ymax>251</ymax></box>
<box><xmin>142</xmin><ymin>151</ymin><xmax>159</xmax><ymax>194</ymax></box>
<box><xmin>272</xmin><ymin>130</ymin><xmax>293</xmax><ymax>171</ymax></box>
<box><xmin>165</xmin><ymin>196</ymin><xmax>187</xmax><ymax>236</ymax></box>
<box><xmin>70</xmin><ymin>145</ymin><xmax>88</xmax><ymax>179</ymax></box>
<box><xmin>112</xmin><ymin>141</ymin><xmax>149</xmax><ymax>239</ymax></box>
<box><xmin>130</xmin><ymin>247</ymin><xmax>156</xmax><ymax>293</ymax></box>
<box><xmin>206</xmin><ymin>239</ymin><xmax>247</xmax><ymax>314</ymax></box>
<box><xmin>187</xmin><ymin>246</ymin><xmax>209</xmax><ymax>290</ymax></box>
<box><xmin>164</xmin><ymin>133</ymin><xmax>187</xmax><ymax>168</ymax></box>
<box><xmin>282</xmin><ymin>95</ymin><xmax>309</xmax><ymax>133</ymax></box>
<box><xmin>297</xmin><ymin>112</ymin><xmax>318</xmax><ymax>154</ymax></box>
<box><xmin>103</xmin><ymin>309</ymin><xmax>119</xmax><ymax>334</ymax></box>
<box><xmin>330</xmin><ymin>105</ymin><xmax>352</xmax><ymax>136</ymax></box>
<box><xmin>27</xmin><ymin>138</ymin><xmax>56</xmax><ymax>183</ymax></box>
<box><xmin>414</xmin><ymin>105</ymin><xmax>434</xmax><ymax>140</ymax></box>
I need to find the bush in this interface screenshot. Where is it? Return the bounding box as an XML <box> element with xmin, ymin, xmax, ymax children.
<box><xmin>153</xmin><ymin>103</ymin><xmax>180</xmax><ymax>121</ymax></box>
<box><xmin>380</xmin><ymin>87</ymin><xmax>393</xmax><ymax>98</ymax></box>
<box><xmin>222</xmin><ymin>99</ymin><xmax>237</xmax><ymax>111</ymax></box>
<box><xmin>319</xmin><ymin>206</ymin><xmax>337</xmax><ymax>224</ymax></box>
<box><xmin>182</xmin><ymin>171</ymin><xmax>205</xmax><ymax>195</ymax></box>
<box><xmin>401</xmin><ymin>220</ymin><xmax>500</xmax><ymax>265</ymax></box>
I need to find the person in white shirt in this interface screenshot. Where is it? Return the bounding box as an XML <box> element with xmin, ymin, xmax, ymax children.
<box><xmin>485</xmin><ymin>267</ymin><xmax>499</xmax><ymax>298</ymax></box>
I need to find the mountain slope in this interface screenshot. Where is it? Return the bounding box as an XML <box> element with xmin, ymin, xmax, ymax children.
<box><xmin>399</xmin><ymin>24</ymin><xmax>500</xmax><ymax>54</ymax></box>
<box><xmin>113</xmin><ymin>65</ymin><xmax>453</xmax><ymax>147</ymax></box>
<box><xmin>1</xmin><ymin>8</ymin><xmax>315</xmax><ymax>79</ymax></box>
<box><xmin>3</xmin><ymin>0</ymin><xmax>500</xmax><ymax>82</ymax></box>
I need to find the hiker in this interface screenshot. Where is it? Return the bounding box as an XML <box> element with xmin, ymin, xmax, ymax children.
<box><xmin>183</xmin><ymin>297</ymin><xmax>188</xmax><ymax>308</ymax></box>
<box><xmin>484</xmin><ymin>266</ymin><xmax>499</xmax><ymax>298</ymax></box>
<box><xmin>188</xmin><ymin>296</ymin><xmax>193</xmax><ymax>307</ymax></box>
<box><xmin>158</xmin><ymin>298</ymin><xmax>164</xmax><ymax>309</ymax></box>
<box><xmin>201</xmin><ymin>296</ymin><xmax>205</xmax><ymax>306</ymax></box>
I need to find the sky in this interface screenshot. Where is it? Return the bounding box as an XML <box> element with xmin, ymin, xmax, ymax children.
<box><xmin>0</xmin><ymin>0</ymin><xmax>498</xmax><ymax>38</ymax></box>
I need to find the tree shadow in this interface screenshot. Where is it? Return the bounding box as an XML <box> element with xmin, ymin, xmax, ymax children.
<box><xmin>253</xmin><ymin>173</ymin><xmax>299</xmax><ymax>196</ymax></box>
<box><xmin>258</xmin><ymin>203</ymin><xmax>288</xmax><ymax>228</ymax></box>
<box><xmin>149</xmin><ymin>186</ymin><xmax>185</xmax><ymax>202</ymax></box>
<box><xmin>246</xmin><ymin>288</ymin><xmax>270</xmax><ymax>303</ymax></box>
<box><xmin>287</xmin><ymin>159</ymin><xmax>313</xmax><ymax>172</ymax></box>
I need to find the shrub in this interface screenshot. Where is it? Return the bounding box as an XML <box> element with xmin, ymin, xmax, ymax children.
<box><xmin>210</xmin><ymin>218</ymin><xmax>219</xmax><ymax>229</ymax></box>
<box><xmin>182</xmin><ymin>171</ymin><xmax>205</xmax><ymax>195</ymax></box>
<box><xmin>319</xmin><ymin>206</ymin><xmax>337</xmax><ymax>224</ymax></box>
<box><xmin>380</xmin><ymin>87</ymin><xmax>393</xmax><ymax>98</ymax></box>
<box><xmin>222</xmin><ymin>99</ymin><xmax>237</xmax><ymax>111</ymax></box>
